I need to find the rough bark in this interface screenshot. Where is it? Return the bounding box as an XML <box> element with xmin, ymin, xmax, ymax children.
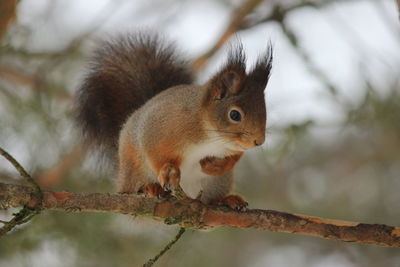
<box><xmin>1</xmin><ymin>182</ymin><xmax>399</xmax><ymax>247</ymax></box>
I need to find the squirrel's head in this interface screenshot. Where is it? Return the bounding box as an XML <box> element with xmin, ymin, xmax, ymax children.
<box><xmin>202</xmin><ymin>42</ymin><xmax>272</xmax><ymax>152</ymax></box>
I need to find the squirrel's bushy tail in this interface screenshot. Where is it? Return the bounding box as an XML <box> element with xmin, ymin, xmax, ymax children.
<box><xmin>76</xmin><ymin>32</ymin><xmax>193</xmax><ymax>151</ymax></box>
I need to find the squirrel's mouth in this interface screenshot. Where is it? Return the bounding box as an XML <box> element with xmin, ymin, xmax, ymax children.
<box><xmin>234</xmin><ymin>143</ymin><xmax>249</xmax><ymax>151</ymax></box>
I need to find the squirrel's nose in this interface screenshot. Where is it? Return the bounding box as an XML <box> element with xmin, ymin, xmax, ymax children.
<box><xmin>253</xmin><ymin>137</ymin><xmax>265</xmax><ymax>147</ymax></box>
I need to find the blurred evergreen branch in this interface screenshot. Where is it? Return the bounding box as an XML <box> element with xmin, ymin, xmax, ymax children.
<box><xmin>192</xmin><ymin>0</ymin><xmax>263</xmax><ymax>71</ymax></box>
<box><xmin>0</xmin><ymin>146</ymin><xmax>42</xmax><ymax>235</ymax></box>
<box><xmin>278</xmin><ymin>21</ymin><xmax>340</xmax><ymax>97</ymax></box>
<box><xmin>0</xmin><ymin>0</ymin><xmax>17</xmax><ymax>41</ymax></box>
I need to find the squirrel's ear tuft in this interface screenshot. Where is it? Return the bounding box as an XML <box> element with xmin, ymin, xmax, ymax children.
<box><xmin>248</xmin><ymin>42</ymin><xmax>273</xmax><ymax>91</ymax></box>
<box><xmin>209</xmin><ymin>42</ymin><xmax>246</xmax><ymax>99</ymax></box>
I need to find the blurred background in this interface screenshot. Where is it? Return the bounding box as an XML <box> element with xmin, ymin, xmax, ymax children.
<box><xmin>0</xmin><ymin>0</ymin><xmax>399</xmax><ymax>266</ymax></box>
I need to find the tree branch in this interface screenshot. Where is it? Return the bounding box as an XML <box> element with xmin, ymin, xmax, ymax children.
<box><xmin>397</xmin><ymin>0</ymin><xmax>400</xmax><ymax>21</ymax></box>
<box><xmin>0</xmin><ymin>0</ymin><xmax>18</xmax><ymax>40</ymax></box>
<box><xmin>1</xmin><ymin>182</ymin><xmax>399</xmax><ymax>247</ymax></box>
<box><xmin>0</xmin><ymin>147</ymin><xmax>42</xmax><ymax>199</ymax></box>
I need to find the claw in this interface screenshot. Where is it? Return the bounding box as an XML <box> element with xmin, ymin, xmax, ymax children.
<box><xmin>211</xmin><ymin>194</ymin><xmax>248</xmax><ymax>211</ymax></box>
<box><xmin>137</xmin><ymin>183</ymin><xmax>172</xmax><ymax>198</ymax></box>
<box><xmin>158</xmin><ymin>163</ymin><xmax>180</xmax><ymax>191</ymax></box>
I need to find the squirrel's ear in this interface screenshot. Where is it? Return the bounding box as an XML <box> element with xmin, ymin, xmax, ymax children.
<box><xmin>208</xmin><ymin>42</ymin><xmax>246</xmax><ymax>99</ymax></box>
<box><xmin>220</xmin><ymin>70</ymin><xmax>245</xmax><ymax>95</ymax></box>
<box><xmin>248</xmin><ymin>43</ymin><xmax>273</xmax><ymax>91</ymax></box>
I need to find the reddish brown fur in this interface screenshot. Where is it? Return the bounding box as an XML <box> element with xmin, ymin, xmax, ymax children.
<box><xmin>147</xmin><ymin>139</ymin><xmax>182</xmax><ymax>173</ymax></box>
<box><xmin>118</xmin><ymin>141</ymin><xmax>142</xmax><ymax>193</ymax></box>
<box><xmin>120</xmin><ymin>142</ymin><xmax>142</xmax><ymax>171</ymax></box>
<box><xmin>76</xmin><ymin>33</ymin><xmax>193</xmax><ymax>152</ymax></box>
<box><xmin>200</xmin><ymin>153</ymin><xmax>243</xmax><ymax>176</ymax></box>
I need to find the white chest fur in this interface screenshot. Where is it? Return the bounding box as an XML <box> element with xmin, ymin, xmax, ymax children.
<box><xmin>179</xmin><ymin>137</ymin><xmax>234</xmax><ymax>198</ymax></box>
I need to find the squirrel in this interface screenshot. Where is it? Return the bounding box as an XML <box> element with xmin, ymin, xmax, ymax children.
<box><xmin>76</xmin><ymin>32</ymin><xmax>272</xmax><ymax>210</ymax></box>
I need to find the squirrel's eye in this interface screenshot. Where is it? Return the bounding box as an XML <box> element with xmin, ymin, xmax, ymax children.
<box><xmin>229</xmin><ymin>109</ymin><xmax>241</xmax><ymax>122</ymax></box>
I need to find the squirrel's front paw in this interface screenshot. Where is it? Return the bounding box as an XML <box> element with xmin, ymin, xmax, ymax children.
<box><xmin>138</xmin><ymin>183</ymin><xmax>172</xmax><ymax>198</ymax></box>
<box><xmin>158</xmin><ymin>163</ymin><xmax>181</xmax><ymax>191</ymax></box>
<box><xmin>211</xmin><ymin>194</ymin><xmax>248</xmax><ymax>211</ymax></box>
<box><xmin>200</xmin><ymin>154</ymin><xmax>242</xmax><ymax>176</ymax></box>
<box><xmin>200</xmin><ymin>156</ymin><xmax>227</xmax><ymax>176</ymax></box>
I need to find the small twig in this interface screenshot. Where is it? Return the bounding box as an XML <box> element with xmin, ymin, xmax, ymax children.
<box><xmin>0</xmin><ymin>0</ymin><xmax>18</xmax><ymax>40</ymax></box>
<box><xmin>192</xmin><ymin>0</ymin><xmax>263</xmax><ymax>71</ymax></box>
<box><xmin>143</xmin><ymin>227</ymin><xmax>186</xmax><ymax>267</ymax></box>
<box><xmin>0</xmin><ymin>147</ymin><xmax>42</xmax><ymax>235</ymax></box>
<box><xmin>0</xmin><ymin>146</ymin><xmax>42</xmax><ymax>199</ymax></box>
<box><xmin>0</xmin><ymin>207</ymin><xmax>40</xmax><ymax>235</ymax></box>
<box><xmin>244</xmin><ymin>0</ymin><xmax>358</xmax><ymax>29</ymax></box>
<box><xmin>190</xmin><ymin>0</ymin><xmax>349</xmax><ymax>72</ymax></box>
<box><xmin>0</xmin><ymin>66</ymin><xmax>39</xmax><ymax>88</ymax></box>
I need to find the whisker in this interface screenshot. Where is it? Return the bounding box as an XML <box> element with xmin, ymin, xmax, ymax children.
<box><xmin>241</xmin><ymin>131</ymin><xmax>252</xmax><ymax>137</ymax></box>
<box><xmin>205</xmin><ymin>128</ymin><xmax>242</xmax><ymax>136</ymax></box>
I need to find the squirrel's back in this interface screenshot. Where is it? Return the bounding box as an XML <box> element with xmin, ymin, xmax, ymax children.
<box><xmin>76</xmin><ymin>32</ymin><xmax>194</xmax><ymax>151</ymax></box>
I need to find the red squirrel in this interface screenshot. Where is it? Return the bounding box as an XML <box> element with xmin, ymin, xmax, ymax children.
<box><xmin>76</xmin><ymin>32</ymin><xmax>272</xmax><ymax>210</ymax></box>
